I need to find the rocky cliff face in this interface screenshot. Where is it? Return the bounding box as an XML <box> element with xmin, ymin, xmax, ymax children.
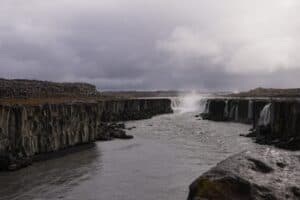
<box><xmin>254</xmin><ymin>100</ymin><xmax>300</xmax><ymax>149</ymax></box>
<box><xmin>200</xmin><ymin>98</ymin><xmax>300</xmax><ymax>149</ymax></box>
<box><xmin>188</xmin><ymin>148</ymin><xmax>300</xmax><ymax>200</ymax></box>
<box><xmin>0</xmin><ymin>78</ymin><xmax>98</xmax><ymax>98</ymax></box>
<box><xmin>0</xmin><ymin>98</ymin><xmax>172</xmax><ymax>170</ymax></box>
<box><xmin>201</xmin><ymin>98</ymin><xmax>269</xmax><ymax>124</ymax></box>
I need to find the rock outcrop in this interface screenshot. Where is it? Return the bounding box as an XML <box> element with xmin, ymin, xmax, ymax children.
<box><xmin>0</xmin><ymin>78</ymin><xmax>99</xmax><ymax>98</ymax></box>
<box><xmin>188</xmin><ymin>148</ymin><xmax>300</xmax><ymax>200</ymax></box>
<box><xmin>0</xmin><ymin>98</ymin><xmax>172</xmax><ymax>170</ymax></box>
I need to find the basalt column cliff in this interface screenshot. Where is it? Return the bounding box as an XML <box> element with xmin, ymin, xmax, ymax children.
<box><xmin>201</xmin><ymin>98</ymin><xmax>300</xmax><ymax>149</ymax></box>
<box><xmin>0</xmin><ymin>79</ymin><xmax>172</xmax><ymax>170</ymax></box>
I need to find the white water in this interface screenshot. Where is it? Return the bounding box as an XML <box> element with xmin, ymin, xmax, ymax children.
<box><xmin>171</xmin><ymin>92</ymin><xmax>208</xmax><ymax>113</ymax></box>
<box><xmin>203</xmin><ymin>100</ymin><xmax>210</xmax><ymax>114</ymax></box>
<box><xmin>258</xmin><ymin>103</ymin><xmax>272</xmax><ymax>126</ymax></box>
<box><xmin>224</xmin><ymin>100</ymin><xmax>229</xmax><ymax>118</ymax></box>
<box><xmin>229</xmin><ymin>105</ymin><xmax>236</xmax><ymax>119</ymax></box>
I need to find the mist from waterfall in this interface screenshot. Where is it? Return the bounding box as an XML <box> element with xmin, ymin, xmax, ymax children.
<box><xmin>171</xmin><ymin>91</ymin><xmax>209</xmax><ymax>113</ymax></box>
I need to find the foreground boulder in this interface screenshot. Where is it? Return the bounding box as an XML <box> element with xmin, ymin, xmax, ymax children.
<box><xmin>188</xmin><ymin>148</ymin><xmax>300</xmax><ymax>200</ymax></box>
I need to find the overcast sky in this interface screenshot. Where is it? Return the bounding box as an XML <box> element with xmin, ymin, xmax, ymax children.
<box><xmin>1</xmin><ymin>0</ymin><xmax>300</xmax><ymax>91</ymax></box>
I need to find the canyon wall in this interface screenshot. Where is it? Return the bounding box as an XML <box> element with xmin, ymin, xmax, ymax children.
<box><xmin>201</xmin><ymin>98</ymin><xmax>269</xmax><ymax>124</ymax></box>
<box><xmin>0</xmin><ymin>98</ymin><xmax>172</xmax><ymax>170</ymax></box>
<box><xmin>201</xmin><ymin>98</ymin><xmax>300</xmax><ymax>149</ymax></box>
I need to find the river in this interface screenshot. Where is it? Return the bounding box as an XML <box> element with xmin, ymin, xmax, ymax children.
<box><xmin>0</xmin><ymin>98</ymin><xmax>259</xmax><ymax>200</ymax></box>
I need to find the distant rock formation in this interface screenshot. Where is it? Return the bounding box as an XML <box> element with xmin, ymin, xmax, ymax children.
<box><xmin>188</xmin><ymin>148</ymin><xmax>300</xmax><ymax>200</ymax></box>
<box><xmin>0</xmin><ymin>78</ymin><xmax>99</xmax><ymax>98</ymax></box>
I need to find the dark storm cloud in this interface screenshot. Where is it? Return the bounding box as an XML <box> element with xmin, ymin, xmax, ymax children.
<box><xmin>1</xmin><ymin>0</ymin><xmax>300</xmax><ymax>91</ymax></box>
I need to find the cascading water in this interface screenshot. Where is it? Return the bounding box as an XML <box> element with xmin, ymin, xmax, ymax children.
<box><xmin>170</xmin><ymin>92</ymin><xmax>208</xmax><ymax>113</ymax></box>
<box><xmin>229</xmin><ymin>105</ymin><xmax>236</xmax><ymax>119</ymax></box>
<box><xmin>224</xmin><ymin>100</ymin><xmax>229</xmax><ymax>118</ymax></box>
<box><xmin>203</xmin><ymin>100</ymin><xmax>210</xmax><ymax>114</ymax></box>
<box><xmin>171</xmin><ymin>98</ymin><xmax>181</xmax><ymax>112</ymax></box>
<box><xmin>258</xmin><ymin>103</ymin><xmax>272</xmax><ymax>126</ymax></box>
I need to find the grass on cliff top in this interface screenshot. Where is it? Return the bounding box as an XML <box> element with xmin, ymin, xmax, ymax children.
<box><xmin>0</xmin><ymin>96</ymin><xmax>131</xmax><ymax>106</ymax></box>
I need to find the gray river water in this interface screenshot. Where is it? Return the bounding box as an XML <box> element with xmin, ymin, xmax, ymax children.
<box><xmin>0</xmin><ymin>110</ymin><xmax>259</xmax><ymax>200</ymax></box>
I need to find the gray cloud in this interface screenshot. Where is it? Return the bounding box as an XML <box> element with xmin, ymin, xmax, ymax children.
<box><xmin>1</xmin><ymin>0</ymin><xmax>300</xmax><ymax>91</ymax></box>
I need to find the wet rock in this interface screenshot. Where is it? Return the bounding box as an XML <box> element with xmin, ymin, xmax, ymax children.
<box><xmin>126</xmin><ymin>126</ymin><xmax>136</xmax><ymax>130</ymax></box>
<box><xmin>188</xmin><ymin>148</ymin><xmax>300</xmax><ymax>200</ymax></box>
<box><xmin>96</xmin><ymin>122</ymin><xmax>133</xmax><ymax>141</ymax></box>
<box><xmin>111</xmin><ymin>129</ymin><xmax>134</xmax><ymax>139</ymax></box>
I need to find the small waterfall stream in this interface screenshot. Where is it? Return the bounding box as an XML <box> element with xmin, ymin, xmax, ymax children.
<box><xmin>224</xmin><ymin>100</ymin><xmax>229</xmax><ymax>118</ymax></box>
<box><xmin>258</xmin><ymin>103</ymin><xmax>272</xmax><ymax>126</ymax></box>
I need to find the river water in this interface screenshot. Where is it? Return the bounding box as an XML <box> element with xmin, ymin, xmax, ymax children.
<box><xmin>0</xmin><ymin>98</ymin><xmax>259</xmax><ymax>200</ymax></box>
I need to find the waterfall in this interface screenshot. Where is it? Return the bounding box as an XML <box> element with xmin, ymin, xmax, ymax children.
<box><xmin>170</xmin><ymin>92</ymin><xmax>208</xmax><ymax>113</ymax></box>
<box><xmin>229</xmin><ymin>104</ymin><xmax>236</xmax><ymax>119</ymax></box>
<box><xmin>200</xmin><ymin>99</ymin><xmax>208</xmax><ymax>113</ymax></box>
<box><xmin>201</xmin><ymin>100</ymin><xmax>211</xmax><ymax>114</ymax></box>
<box><xmin>171</xmin><ymin>98</ymin><xmax>181</xmax><ymax>112</ymax></box>
<box><xmin>224</xmin><ymin>100</ymin><xmax>229</xmax><ymax>118</ymax></box>
<box><xmin>248</xmin><ymin>100</ymin><xmax>253</xmax><ymax>120</ymax></box>
<box><xmin>258</xmin><ymin>103</ymin><xmax>272</xmax><ymax>126</ymax></box>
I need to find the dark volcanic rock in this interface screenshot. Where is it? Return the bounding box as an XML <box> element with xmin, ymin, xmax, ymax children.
<box><xmin>201</xmin><ymin>100</ymin><xmax>226</xmax><ymax>121</ymax></box>
<box><xmin>201</xmin><ymin>98</ymin><xmax>265</xmax><ymax>124</ymax></box>
<box><xmin>188</xmin><ymin>148</ymin><xmax>300</xmax><ymax>200</ymax></box>
<box><xmin>0</xmin><ymin>98</ymin><xmax>172</xmax><ymax>170</ymax></box>
<box><xmin>96</xmin><ymin>123</ymin><xmax>133</xmax><ymax>141</ymax></box>
<box><xmin>201</xmin><ymin>98</ymin><xmax>300</xmax><ymax>149</ymax></box>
